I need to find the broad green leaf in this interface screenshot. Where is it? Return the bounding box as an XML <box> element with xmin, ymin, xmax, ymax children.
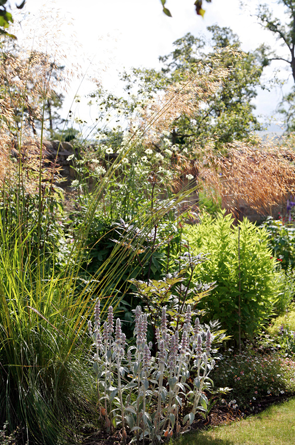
<box><xmin>163</xmin><ymin>7</ymin><xmax>172</xmax><ymax>17</ymax></box>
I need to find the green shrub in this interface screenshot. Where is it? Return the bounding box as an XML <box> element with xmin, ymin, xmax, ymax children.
<box><xmin>261</xmin><ymin>216</ymin><xmax>295</xmax><ymax>270</ymax></box>
<box><xmin>198</xmin><ymin>188</ymin><xmax>222</xmax><ymax>216</ymax></box>
<box><xmin>267</xmin><ymin>308</ymin><xmax>295</xmax><ymax>336</ymax></box>
<box><xmin>273</xmin><ymin>265</ymin><xmax>295</xmax><ymax>314</ymax></box>
<box><xmin>185</xmin><ymin>211</ymin><xmax>281</xmax><ymax>344</ymax></box>
<box><xmin>258</xmin><ymin>308</ymin><xmax>295</xmax><ymax>356</ymax></box>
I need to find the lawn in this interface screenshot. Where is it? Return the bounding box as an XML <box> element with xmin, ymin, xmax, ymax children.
<box><xmin>171</xmin><ymin>397</ymin><xmax>295</xmax><ymax>445</ymax></box>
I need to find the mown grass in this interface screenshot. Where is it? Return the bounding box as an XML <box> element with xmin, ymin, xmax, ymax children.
<box><xmin>171</xmin><ymin>397</ymin><xmax>295</xmax><ymax>445</ymax></box>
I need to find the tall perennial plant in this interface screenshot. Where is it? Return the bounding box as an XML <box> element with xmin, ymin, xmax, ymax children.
<box><xmin>88</xmin><ymin>301</ymin><xmax>215</xmax><ymax>444</ymax></box>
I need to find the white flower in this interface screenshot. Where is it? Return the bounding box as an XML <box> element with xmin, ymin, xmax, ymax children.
<box><xmin>171</xmin><ymin>145</ymin><xmax>178</xmax><ymax>151</ymax></box>
<box><xmin>186</xmin><ymin>174</ymin><xmax>194</xmax><ymax>180</ymax></box>
<box><xmin>165</xmin><ymin>149</ymin><xmax>172</xmax><ymax>157</ymax></box>
<box><xmin>121</xmin><ymin>157</ymin><xmax>129</xmax><ymax>164</ymax></box>
<box><xmin>117</xmin><ymin>109</ymin><xmax>123</xmax><ymax>115</ymax></box>
<box><xmin>106</xmin><ymin>148</ymin><xmax>113</xmax><ymax>154</ymax></box>
<box><xmin>155</xmin><ymin>153</ymin><xmax>164</xmax><ymax>161</ymax></box>
<box><xmin>141</xmin><ymin>156</ymin><xmax>148</xmax><ymax>163</ymax></box>
<box><xmin>162</xmin><ymin>130</ymin><xmax>170</xmax><ymax>137</ymax></box>
<box><xmin>67</xmin><ymin>154</ymin><xmax>75</xmax><ymax>161</ymax></box>
<box><xmin>91</xmin><ymin>159</ymin><xmax>99</xmax><ymax>164</ymax></box>
<box><xmin>182</xmin><ymin>148</ymin><xmax>188</xmax><ymax>154</ymax></box>
<box><xmin>71</xmin><ymin>180</ymin><xmax>79</xmax><ymax>187</ymax></box>
<box><xmin>145</xmin><ymin>148</ymin><xmax>153</xmax><ymax>155</ymax></box>
<box><xmin>163</xmin><ymin>137</ymin><xmax>172</xmax><ymax>146</ymax></box>
<box><xmin>95</xmin><ymin>166</ymin><xmax>106</xmax><ymax>176</ymax></box>
<box><xmin>99</xmin><ymin>105</ymin><xmax>104</xmax><ymax>112</ymax></box>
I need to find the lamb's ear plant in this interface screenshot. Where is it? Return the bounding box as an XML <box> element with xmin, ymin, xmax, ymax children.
<box><xmin>89</xmin><ymin>297</ymin><xmax>218</xmax><ymax>444</ymax></box>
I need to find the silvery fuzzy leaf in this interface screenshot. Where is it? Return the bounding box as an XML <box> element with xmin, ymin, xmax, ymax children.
<box><xmin>176</xmin><ymin>382</ymin><xmax>185</xmax><ymax>392</ymax></box>
<box><xmin>169</xmin><ymin>413</ymin><xmax>175</xmax><ymax>428</ymax></box>
<box><xmin>93</xmin><ymin>361</ymin><xmax>100</xmax><ymax>374</ymax></box>
<box><xmin>200</xmin><ymin>393</ymin><xmax>208</xmax><ymax>409</ymax></box>
<box><xmin>145</xmin><ymin>390</ymin><xmax>153</xmax><ymax>397</ymax></box>
<box><xmin>168</xmin><ymin>376</ymin><xmax>177</xmax><ymax>389</ymax></box>
<box><xmin>109</xmin><ymin>389</ymin><xmax>118</xmax><ymax>402</ymax></box>
<box><xmin>125</xmin><ymin>415</ymin><xmax>134</xmax><ymax>429</ymax></box>
<box><xmin>183</xmin><ymin>412</ymin><xmax>195</xmax><ymax>425</ymax></box>
<box><xmin>194</xmin><ymin>377</ymin><xmax>201</xmax><ymax>389</ymax></box>
<box><xmin>125</xmin><ymin>405</ymin><xmax>137</xmax><ymax>414</ymax></box>
<box><xmin>161</xmin><ymin>387</ymin><xmax>168</xmax><ymax>401</ymax></box>
<box><xmin>125</xmin><ymin>382</ymin><xmax>137</xmax><ymax>389</ymax></box>
<box><xmin>176</xmin><ymin>395</ymin><xmax>182</xmax><ymax>406</ymax></box>
<box><xmin>155</xmin><ymin>371</ymin><xmax>162</xmax><ymax>380</ymax></box>
<box><xmin>143</xmin><ymin>412</ymin><xmax>152</xmax><ymax>426</ymax></box>
<box><xmin>131</xmin><ymin>426</ymin><xmax>142</xmax><ymax>432</ymax></box>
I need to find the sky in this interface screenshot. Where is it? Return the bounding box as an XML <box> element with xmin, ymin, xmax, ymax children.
<box><xmin>10</xmin><ymin>0</ymin><xmax>294</xmax><ymax>132</ymax></box>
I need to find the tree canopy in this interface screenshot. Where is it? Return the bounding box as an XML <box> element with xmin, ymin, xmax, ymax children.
<box><xmin>111</xmin><ymin>26</ymin><xmax>264</xmax><ymax>150</ymax></box>
<box><xmin>256</xmin><ymin>1</ymin><xmax>295</xmax><ymax>130</ymax></box>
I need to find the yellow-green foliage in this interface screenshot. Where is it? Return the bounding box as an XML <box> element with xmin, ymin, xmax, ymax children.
<box><xmin>267</xmin><ymin>308</ymin><xmax>295</xmax><ymax>336</ymax></box>
<box><xmin>185</xmin><ymin>211</ymin><xmax>281</xmax><ymax>342</ymax></box>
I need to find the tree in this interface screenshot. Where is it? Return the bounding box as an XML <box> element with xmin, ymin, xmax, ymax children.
<box><xmin>117</xmin><ymin>26</ymin><xmax>264</xmax><ymax>150</ymax></box>
<box><xmin>0</xmin><ymin>0</ymin><xmax>25</xmax><ymax>39</ymax></box>
<box><xmin>257</xmin><ymin>0</ymin><xmax>295</xmax><ymax>82</ymax></box>
<box><xmin>256</xmin><ymin>1</ymin><xmax>295</xmax><ymax>131</ymax></box>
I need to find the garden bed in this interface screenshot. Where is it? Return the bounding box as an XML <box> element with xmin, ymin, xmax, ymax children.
<box><xmin>82</xmin><ymin>392</ymin><xmax>295</xmax><ymax>445</ymax></box>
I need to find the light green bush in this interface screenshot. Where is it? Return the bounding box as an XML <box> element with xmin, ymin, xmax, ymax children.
<box><xmin>267</xmin><ymin>308</ymin><xmax>295</xmax><ymax>336</ymax></box>
<box><xmin>185</xmin><ymin>211</ymin><xmax>281</xmax><ymax>343</ymax></box>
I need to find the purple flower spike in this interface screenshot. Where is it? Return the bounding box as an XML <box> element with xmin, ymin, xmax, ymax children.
<box><xmin>206</xmin><ymin>329</ymin><xmax>212</xmax><ymax>355</ymax></box>
<box><xmin>185</xmin><ymin>305</ymin><xmax>192</xmax><ymax>325</ymax></box>
<box><xmin>107</xmin><ymin>306</ymin><xmax>114</xmax><ymax>335</ymax></box>
<box><xmin>115</xmin><ymin>318</ymin><xmax>122</xmax><ymax>342</ymax></box>
<box><xmin>95</xmin><ymin>299</ymin><xmax>100</xmax><ymax>326</ymax></box>
<box><xmin>161</xmin><ymin>306</ymin><xmax>167</xmax><ymax>333</ymax></box>
<box><xmin>196</xmin><ymin>333</ymin><xmax>202</xmax><ymax>360</ymax></box>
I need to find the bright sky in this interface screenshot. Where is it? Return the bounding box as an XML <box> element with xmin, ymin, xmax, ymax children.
<box><xmin>11</xmin><ymin>0</ymin><xmax>294</xmax><ymax>131</ymax></box>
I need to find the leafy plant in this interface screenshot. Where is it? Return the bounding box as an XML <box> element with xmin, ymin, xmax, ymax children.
<box><xmin>185</xmin><ymin>211</ymin><xmax>281</xmax><ymax>344</ymax></box>
<box><xmin>258</xmin><ymin>307</ymin><xmax>295</xmax><ymax>356</ymax></box>
<box><xmin>88</xmin><ymin>300</ymin><xmax>216</xmax><ymax>443</ymax></box>
<box><xmin>261</xmin><ymin>216</ymin><xmax>295</xmax><ymax>270</ymax></box>
<box><xmin>211</xmin><ymin>347</ymin><xmax>295</xmax><ymax>409</ymax></box>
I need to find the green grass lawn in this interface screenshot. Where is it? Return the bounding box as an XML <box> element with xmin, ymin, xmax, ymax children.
<box><xmin>171</xmin><ymin>398</ymin><xmax>295</xmax><ymax>445</ymax></box>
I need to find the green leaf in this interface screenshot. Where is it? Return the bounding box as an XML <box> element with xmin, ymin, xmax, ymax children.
<box><xmin>163</xmin><ymin>7</ymin><xmax>172</xmax><ymax>17</ymax></box>
<box><xmin>183</xmin><ymin>412</ymin><xmax>195</xmax><ymax>425</ymax></box>
<box><xmin>200</xmin><ymin>393</ymin><xmax>208</xmax><ymax>409</ymax></box>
